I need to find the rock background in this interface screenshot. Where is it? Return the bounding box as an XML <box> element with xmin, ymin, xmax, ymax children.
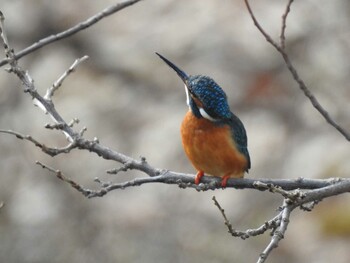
<box><xmin>0</xmin><ymin>1</ymin><xmax>349</xmax><ymax>262</ymax></box>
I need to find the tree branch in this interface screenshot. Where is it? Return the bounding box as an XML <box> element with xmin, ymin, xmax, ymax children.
<box><xmin>0</xmin><ymin>129</ymin><xmax>77</xmax><ymax>156</ymax></box>
<box><xmin>34</xmin><ymin>158</ymin><xmax>350</xmax><ymax>198</ymax></box>
<box><xmin>213</xmin><ymin>196</ymin><xmax>281</xmax><ymax>240</ymax></box>
<box><xmin>0</xmin><ymin>0</ymin><xmax>144</xmax><ymax>67</ymax></box>
<box><xmin>244</xmin><ymin>0</ymin><xmax>350</xmax><ymax>141</ymax></box>
<box><xmin>45</xmin><ymin>55</ymin><xmax>89</xmax><ymax>100</ymax></box>
<box><xmin>215</xmin><ymin>179</ymin><xmax>350</xmax><ymax>263</ymax></box>
<box><xmin>257</xmin><ymin>199</ymin><xmax>294</xmax><ymax>263</ymax></box>
<box><xmin>280</xmin><ymin>0</ymin><xmax>294</xmax><ymax>50</ymax></box>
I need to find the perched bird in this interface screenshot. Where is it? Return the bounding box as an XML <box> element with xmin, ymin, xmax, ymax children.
<box><xmin>156</xmin><ymin>53</ymin><xmax>250</xmax><ymax>187</ymax></box>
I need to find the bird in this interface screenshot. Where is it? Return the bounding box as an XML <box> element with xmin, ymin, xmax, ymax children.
<box><xmin>156</xmin><ymin>52</ymin><xmax>250</xmax><ymax>187</ymax></box>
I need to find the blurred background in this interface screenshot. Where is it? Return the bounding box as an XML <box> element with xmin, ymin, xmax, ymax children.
<box><xmin>0</xmin><ymin>0</ymin><xmax>350</xmax><ymax>262</ymax></box>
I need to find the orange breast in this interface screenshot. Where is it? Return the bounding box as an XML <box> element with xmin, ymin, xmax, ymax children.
<box><xmin>181</xmin><ymin>110</ymin><xmax>247</xmax><ymax>178</ymax></box>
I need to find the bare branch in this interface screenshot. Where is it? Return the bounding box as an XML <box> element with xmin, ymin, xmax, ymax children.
<box><xmin>258</xmin><ymin>199</ymin><xmax>294</xmax><ymax>263</ymax></box>
<box><xmin>0</xmin><ymin>11</ymin><xmax>12</xmax><ymax>59</ymax></box>
<box><xmin>44</xmin><ymin>122</ymin><xmax>66</xmax><ymax>130</ymax></box>
<box><xmin>34</xmin><ymin>156</ymin><xmax>350</xmax><ymax>195</ymax></box>
<box><xmin>36</xmin><ymin>161</ymin><xmax>93</xmax><ymax>196</ymax></box>
<box><xmin>107</xmin><ymin>161</ymin><xmax>133</xmax><ymax>175</ymax></box>
<box><xmin>45</xmin><ymin>55</ymin><xmax>89</xmax><ymax>100</ymax></box>
<box><xmin>78</xmin><ymin>127</ymin><xmax>88</xmax><ymax>137</ymax></box>
<box><xmin>300</xmin><ymin>180</ymin><xmax>350</xmax><ymax>203</ymax></box>
<box><xmin>258</xmin><ymin>184</ymin><xmax>335</xmax><ymax>263</ymax></box>
<box><xmin>1</xmin><ymin>119</ymin><xmax>347</xmax><ymax>192</ymax></box>
<box><xmin>0</xmin><ymin>129</ymin><xmax>77</xmax><ymax>156</ymax></box>
<box><xmin>1</xmin><ymin>16</ymin><xmax>77</xmax><ymax>142</ymax></box>
<box><xmin>243</xmin><ymin>0</ymin><xmax>281</xmax><ymax>52</ymax></box>
<box><xmin>0</xmin><ymin>0</ymin><xmax>144</xmax><ymax>67</ymax></box>
<box><xmin>94</xmin><ymin>177</ymin><xmax>112</xmax><ymax>188</ymax></box>
<box><xmin>212</xmin><ymin>196</ymin><xmax>236</xmax><ymax>234</ymax></box>
<box><xmin>280</xmin><ymin>0</ymin><xmax>294</xmax><ymax>50</ymax></box>
<box><xmin>5</xmin><ymin>60</ymin><xmax>75</xmax><ymax>141</ymax></box>
<box><xmin>218</xmin><ymin>179</ymin><xmax>350</xmax><ymax>262</ymax></box>
<box><xmin>1</xmin><ymin>123</ymin><xmax>348</xmax><ymax>193</ymax></box>
<box><xmin>68</xmin><ymin>118</ymin><xmax>80</xmax><ymax>127</ymax></box>
<box><xmin>253</xmin><ymin>181</ymin><xmax>305</xmax><ymax>200</ymax></box>
<box><xmin>244</xmin><ymin>0</ymin><xmax>350</xmax><ymax>141</ymax></box>
<box><xmin>213</xmin><ymin>196</ymin><xmax>281</xmax><ymax>240</ymax></box>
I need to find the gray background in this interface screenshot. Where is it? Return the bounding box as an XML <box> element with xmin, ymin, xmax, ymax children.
<box><xmin>0</xmin><ymin>0</ymin><xmax>350</xmax><ymax>262</ymax></box>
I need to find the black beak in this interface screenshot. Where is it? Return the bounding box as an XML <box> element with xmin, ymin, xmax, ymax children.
<box><xmin>156</xmin><ymin>52</ymin><xmax>189</xmax><ymax>83</ymax></box>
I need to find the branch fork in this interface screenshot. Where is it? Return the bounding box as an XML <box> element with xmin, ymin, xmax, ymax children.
<box><xmin>244</xmin><ymin>0</ymin><xmax>350</xmax><ymax>141</ymax></box>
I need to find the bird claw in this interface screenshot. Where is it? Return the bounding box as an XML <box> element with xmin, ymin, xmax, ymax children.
<box><xmin>221</xmin><ymin>175</ymin><xmax>230</xmax><ymax>188</ymax></box>
<box><xmin>195</xmin><ymin>171</ymin><xmax>204</xmax><ymax>185</ymax></box>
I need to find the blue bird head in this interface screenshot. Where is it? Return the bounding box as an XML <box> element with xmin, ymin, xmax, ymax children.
<box><xmin>156</xmin><ymin>53</ymin><xmax>232</xmax><ymax>121</ymax></box>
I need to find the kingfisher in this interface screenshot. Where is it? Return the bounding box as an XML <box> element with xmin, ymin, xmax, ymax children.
<box><xmin>156</xmin><ymin>53</ymin><xmax>251</xmax><ymax>187</ymax></box>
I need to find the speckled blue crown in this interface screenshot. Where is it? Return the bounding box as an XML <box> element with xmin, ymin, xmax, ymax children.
<box><xmin>187</xmin><ymin>75</ymin><xmax>232</xmax><ymax>120</ymax></box>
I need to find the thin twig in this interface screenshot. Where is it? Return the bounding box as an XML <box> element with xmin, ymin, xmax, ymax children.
<box><xmin>44</xmin><ymin>122</ymin><xmax>67</xmax><ymax>130</ymax></box>
<box><xmin>244</xmin><ymin>0</ymin><xmax>350</xmax><ymax>141</ymax></box>
<box><xmin>213</xmin><ymin>196</ymin><xmax>281</xmax><ymax>240</ymax></box>
<box><xmin>243</xmin><ymin>0</ymin><xmax>281</xmax><ymax>52</ymax></box>
<box><xmin>68</xmin><ymin>118</ymin><xmax>80</xmax><ymax>127</ymax></box>
<box><xmin>0</xmin><ymin>129</ymin><xmax>77</xmax><ymax>156</ymax></box>
<box><xmin>45</xmin><ymin>55</ymin><xmax>89</xmax><ymax>100</ymax></box>
<box><xmin>0</xmin><ymin>0</ymin><xmax>144</xmax><ymax>67</ymax></box>
<box><xmin>280</xmin><ymin>53</ymin><xmax>350</xmax><ymax>141</ymax></box>
<box><xmin>94</xmin><ymin>177</ymin><xmax>112</xmax><ymax>188</ymax></box>
<box><xmin>0</xmin><ymin>11</ymin><xmax>12</xmax><ymax>58</ymax></box>
<box><xmin>212</xmin><ymin>196</ymin><xmax>236</xmax><ymax>234</ymax></box>
<box><xmin>36</xmin><ymin>161</ymin><xmax>93</xmax><ymax>196</ymax></box>
<box><xmin>280</xmin><ymin>0</ymin><xmax>294</xmax><ymax>50</ymax></box>
<box><xmin>107</xmin><ymin>161</ymin><xmax>133</xmax><ymax>174</ymax></box>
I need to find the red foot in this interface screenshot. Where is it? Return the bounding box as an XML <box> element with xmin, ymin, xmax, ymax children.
<box><xmin>221</xmin><ymin>175</ymin><xmax>231</xmax><ymax>188</ymax></box>
<box><xmin>195</xmin><ymin>171</ymin><xmax>204</xmax><ymax>185</ymax></box>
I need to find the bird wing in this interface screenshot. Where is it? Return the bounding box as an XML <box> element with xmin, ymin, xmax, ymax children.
<box><xmin>228</xmin><ymin>113</ymin><xmax>251</xmax><ymax>171</ymax></box>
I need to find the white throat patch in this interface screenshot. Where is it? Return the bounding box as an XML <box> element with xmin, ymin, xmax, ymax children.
<box><xmin>199</xmin><ymin>108</ymin><xmax>219</xmax><ymax>122</ymax></box>
<box><xmin>184</xmin><ymin>84</ymin><xmax>190</xmax><ymax>106</ymax></box>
